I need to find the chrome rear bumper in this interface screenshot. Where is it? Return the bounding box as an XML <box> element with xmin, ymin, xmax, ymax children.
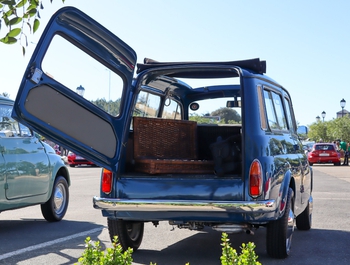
<box><xmin>93</xmin><ymin>196</ymin><xmax>277</xmax><ymax>213</ymax></box>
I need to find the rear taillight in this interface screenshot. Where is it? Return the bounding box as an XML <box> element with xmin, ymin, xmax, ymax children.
<box><xmin>249</xmin><ymin>159</ymin><xmax>263</xmax><ymax>198</ymax></box>
<box><xmin>101</xmin><ymin>168</ymin><xmax>113</xmax><ymax>194</ymax></box>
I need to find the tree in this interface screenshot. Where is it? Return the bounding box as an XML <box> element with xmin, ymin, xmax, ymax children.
<box><xmin>211</xmin><ymin>107</ymin><xmax>241</xmax><ymax>124</ymax></box>
<box><xmin>308</xmin><ymin>116</ymin><xmax>350</xmax><ymax>143</ymax></box>
<box><xmin>0</xmin><ymin>0</ymin><xmax>65</xmax><ymax>55</ymax></box>
<box><xmin>90</xmin><ymin>98</ymin><xmax>121</xmax><ymax>117</ymax></box>
<box><xmin>308</xmin><ymin>121</ymin><xmax>329</xmax><ymax>142</ymax></box>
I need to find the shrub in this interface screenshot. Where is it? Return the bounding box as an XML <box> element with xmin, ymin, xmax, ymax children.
<box><xmin>220</xmin><ymin>233</ymin><xmax>261</xmax><ymax>265</ymax></box>
<box><xmin>76</xmin><ymin>233</ymin><xmax>261</xmax><ymax>265</ymax></box>
<box><xmin>75</xmin><ymin>236</ymin><xmax>133</xmax><ymax>265</ymax></box>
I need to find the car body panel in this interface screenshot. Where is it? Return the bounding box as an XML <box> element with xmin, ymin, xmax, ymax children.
<box><xmin>0</xmin><ymin>96</ymin><xmax>70</xmax><ymax>212</ymax></box>
<box><xmin>4</xmin><ymin>137</ymin><xmax>50</xmax><ymax>200</ymax></box>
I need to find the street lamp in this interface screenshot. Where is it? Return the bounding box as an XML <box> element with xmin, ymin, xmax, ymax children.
<box><xmin>340</xmin><ymin>98</ymin><xmax>346</xmax><ymax>117</ymax></box>
<box><xmin>316</xmin><ymin>115</ymin><xmax>320</xmax><ymax>122</ymax></box>
<box><xmin>76</xmin><ymin>85</ymin><xmax>85</xmax><ymax>97</ymax></box>
<box><xmin>321</xmin><ymin>111</ymin><xmax>326</xmax><ymax>122</ymax></box>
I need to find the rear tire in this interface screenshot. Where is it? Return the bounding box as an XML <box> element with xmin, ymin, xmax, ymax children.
<box><xmin>266</xmin><ymin>188</ymin><xmax>295</xmax><ymax>259</ymax></box>
<box><xmin>296</xmin><ymin>201</ymin><xmax>312</xmax><ymax>230</ymax></box>
<box><xmin>107</xmin><ymin>218</ymin><xmax>144</xmax><ymax>251</ymax></box>
<box><xmin>41</xmin><ymin>176</ymin><xmax>69</xmax><ymax>222</ymax></box>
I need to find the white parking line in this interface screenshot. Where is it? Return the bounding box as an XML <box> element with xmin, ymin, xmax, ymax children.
<box><xmin>0</xmin><ymin>227</ymin><xmax>103</xmax><ymax>261</ymax></box>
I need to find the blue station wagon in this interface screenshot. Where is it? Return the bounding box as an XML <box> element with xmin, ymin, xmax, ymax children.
<box><xmin>12</xmin><ymin>7</ymin><xmax>312</xmax><ymax>259</ymax></box>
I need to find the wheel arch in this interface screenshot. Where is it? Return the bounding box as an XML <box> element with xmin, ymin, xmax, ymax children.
<box><xmin>278</xmin><ymin>169</ymin><xmax>293</xmax><ymax>216</ymax></box>
<box><xmin>57</xmin><ymin>166</ymin><xmax>71</xmax><ymax>186</ymax></box>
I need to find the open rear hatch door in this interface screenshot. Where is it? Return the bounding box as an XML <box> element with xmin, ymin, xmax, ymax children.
<box><xmin>12</xmin><ymin>7</ymin><xmax>137</xmax><ymax>171</ymax></box>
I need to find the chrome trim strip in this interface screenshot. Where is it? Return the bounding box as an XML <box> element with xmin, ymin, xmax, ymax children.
<box><xmin>93</xmin><ymin>196</ymin><xmax>277</xmax><ymax>213</ymax></box>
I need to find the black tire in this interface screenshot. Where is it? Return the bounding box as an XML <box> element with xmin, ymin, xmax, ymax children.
<box><xmin>107</xmin><ymin>218</ymin><xmax>144</xmax><ymax>251</ymax></box>
<box><xmin>334</xmin><ymin>162</ymin><xmax>341</xmax><ymax>166</ymax></box>
<box><xmin>69</xmin><ymin>164</ymin><xmax>75</xmax><ymax>167</ymax></box>
<box><xmin>296</xmin><ymin>201</ymin><xmax>312</xmax><ymax>230</ymax></box>
<box><xmin>41</xmin><ymin>176</ymin><xmax>69</xmax><ymax>222</ymax></box>
<box><xmin>266</xmin><ymin>188</ymin><xmax>295</xmax><ymax>259</ymax></box>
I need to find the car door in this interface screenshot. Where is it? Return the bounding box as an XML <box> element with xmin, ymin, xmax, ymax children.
<box><xmin>3</xmin><ymin>125</ymin><xmax>51</xmax><ymax>200</ymax></box>
<box><xmin>12</xmin><ymin>7</ymin><xmax>137</xmax><ymax>172</ymax></box>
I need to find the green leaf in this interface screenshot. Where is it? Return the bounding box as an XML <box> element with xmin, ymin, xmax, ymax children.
<box><xmin>9</xmin><ymin>16</ymin><xmax>22</xmax><ymax>26</ymax></box>
<box><xmin>26</xmin><ymin>3</ymin><xmax>37</xmax><ymax>11</ymax></box>
<box><xmin>3</xmin><ymin>16</ymin><xmax>9</xmax><ymax>26</ymax></box>
<box><xmin>15</xmin><ymin>0</ymin><xmax>27</xmax><ymax>8</ymax></box>
<box><xmin>8</xmin><ymin>27</ymin><xmax>21</xmax><ymax>37</ymax></box>
<box><xmin>0</xmin><ymin>36</ymin><xmax>17</xmax><ymax>44</ymax></box>
<box><xmin>5</xmin><ymin>9</ymin><xmax>13</xmax><ymax>17</ymax></box>
<box><xmin>33</xmin><ymin>18</ymin><xmax>39</xmax><ymax>33</ymax></box>
<box><xmin>1</xmin><ymin>1</ymin><xmax>16</xmax><ymax>5</ymax></box>
<box><xmin>27</xmin><ymin>8</ymin><xmax>37</xmax><ymax>17</ymax></box>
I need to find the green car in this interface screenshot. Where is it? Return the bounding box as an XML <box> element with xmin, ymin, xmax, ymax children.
<box><xmin>0</xmin><ymin>96</ymin><xmax>70</xmax><ymax>222</ymax></box>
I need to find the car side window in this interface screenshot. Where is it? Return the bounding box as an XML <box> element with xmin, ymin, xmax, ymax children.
<box><xmin>0</xmin><ymin>103</ymin><xmax>32</xmax><ymax>137</ymax></box>
<box><xmin>263</xmin><ymin>89</ymin><xmax>287</xmax><ymax>131</ymax></box>
<box><xmin>263</xmin><ymin>90</ymin><xmax>278</xmax><ymax>129</ymax></box>
<box><xmin>162</xmin><ymin>98</ymin><xmax>182</xmax><ymax>120</ymax></box>
<box><xmin>283</xmin><ymin>97</ymin><xmax>295</xmax><ymax>132</ymax></box>
<box><xmin>42</xmin><ymin>35</ymin><xmax>124</xmax><ymax>117</ymax></box>
<box><xmin>133</xmin><ymin>90</ymin><xmax>161</xmax><ymax>118</ymax></box>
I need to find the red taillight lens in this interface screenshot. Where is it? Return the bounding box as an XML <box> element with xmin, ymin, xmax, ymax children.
<box><xmin>101</xmin><ymin>168</ymin><xmax>113</xmax><ymax>194</ymax></box>
<box><xmin>249</xmin><ymin>159</ymin><xmax>263</xmax><ymax>198</ymax></box>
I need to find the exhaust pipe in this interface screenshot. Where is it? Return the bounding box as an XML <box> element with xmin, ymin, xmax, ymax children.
<box><xmin>212</xmin><ymin>224</ymin><xmax>254</xmax><ymax>235</ymax></box>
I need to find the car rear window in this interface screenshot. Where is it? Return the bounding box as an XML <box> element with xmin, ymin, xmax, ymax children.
<box><xmin>315</xmin><ymin>145</ymin><xmax>334</xmax><ymax>151</ymax></box>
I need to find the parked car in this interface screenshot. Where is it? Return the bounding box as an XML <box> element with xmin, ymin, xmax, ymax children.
<box><xmin>302</xmin><ymin>141</ymin><xmax>315</xmax><ymax>155</ymax></box>
<box><xmin>67</xmin><ymin>151</ymin><xmax>96</xmax><ymax>167</ymax></box>
<box><xmin>12</xmin><ymin>7</ymin><xmax>313</xmax><ymax>259</ymax></box>
<box><xmin>307</xmin><ymin>143</ymin><xmax>341</xmax><ymax>166</ymax></box>
<box><xmin>0</xmin><ymin>96</ymin><xmax>70</xmax><ymax>222</ymax></box>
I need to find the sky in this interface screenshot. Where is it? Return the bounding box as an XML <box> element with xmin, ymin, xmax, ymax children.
<box><xmin>1</xmin><ymin>0</ymin><xmax>350</xmax><ymax>126</ymax></box>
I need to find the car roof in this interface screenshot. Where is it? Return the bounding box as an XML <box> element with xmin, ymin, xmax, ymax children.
<box><xmin>0</xmin><ymin>96</ymin><xmax>14</xmax><ymax>105</ymax></box>
<box><xmin>136</xmin><ymin>58</ymin><xmax>267</xmax><ymax>77</ymax></box>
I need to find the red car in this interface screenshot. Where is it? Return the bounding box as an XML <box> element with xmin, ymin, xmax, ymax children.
<box><xmin>307</xmin><ymin>143</ymin><xmax>341</xmax><ymax>166</ymax></box>
<box><xmin>67</xmin><ymin>151</ymin><xmax>96</xmax><ymax>167</ymax></box>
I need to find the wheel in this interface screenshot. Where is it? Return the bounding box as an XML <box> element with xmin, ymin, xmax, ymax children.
<box><xmin>334</xmin><ymin>162</ymin><xmax>341</xmax><ymax>166</ymax></box>
<box><xmin>296</xmin><ymin>201</ymin><xmax>312</xmax><ymax>230</ymax></box>
<box><xmin>107</xmin><ymin>218</ymin><xmax>144</xmax><ymax>251</ymax></box>
<box><xmin>69</xmin><ymin>164</ymin><xmax>76</xmax><ymax>167</ymax></box>
<box><xmin>41</xmin><ymin>176</ymin><xmax>69</xmax><ymax>222</ymax></box>
<box><xmin>266</xmin><ymin>188</ymin><xmax>295</xmax><ymax>259</ymax></box>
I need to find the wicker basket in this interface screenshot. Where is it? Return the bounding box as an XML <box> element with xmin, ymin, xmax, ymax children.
<box><xmin>133</xmin><ymin>117</ymin><xmax>198</xmax><ymax>159</ymax></box>
<box><xmin>134</xmin><ymin>159</ymin><xmax>214</xmax><ymax>174</ymax></box>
